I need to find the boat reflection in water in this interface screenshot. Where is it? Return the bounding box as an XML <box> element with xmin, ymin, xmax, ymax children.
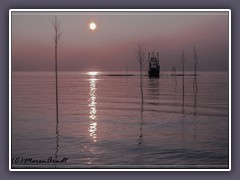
<box><xmin>88</xmin><ymin>72</ymin><xmax>98</xmax><ymax>143</ymax></box>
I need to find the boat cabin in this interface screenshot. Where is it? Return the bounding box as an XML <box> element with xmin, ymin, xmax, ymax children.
<box><xmin>148</xmin><ymin>52</ymin><xmax>160</xmax><ymax>78</ymax></box>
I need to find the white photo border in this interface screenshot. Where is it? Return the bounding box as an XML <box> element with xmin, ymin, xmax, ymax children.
<box><xmin>9</xmin><ymin>9</ymin><xmax>231</xmax><ymax>171</ymax></box>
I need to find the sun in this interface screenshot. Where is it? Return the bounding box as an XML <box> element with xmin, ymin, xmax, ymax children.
<box><xmin>89</xmin><ymin>22</ymin><xmax>97</xmax><ymax>31</ymax></box>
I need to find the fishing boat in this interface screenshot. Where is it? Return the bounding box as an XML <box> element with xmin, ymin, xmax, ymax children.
<box><xmin>148</xmin><ymin>52</ymin><xmax>160</xmax><ymax>78</ymax></box>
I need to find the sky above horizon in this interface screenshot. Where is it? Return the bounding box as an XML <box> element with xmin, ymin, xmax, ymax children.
<box><xmin>11</xmin><ymin>11</ymin><xmax>229</xmax><ymax>72</ymax></box>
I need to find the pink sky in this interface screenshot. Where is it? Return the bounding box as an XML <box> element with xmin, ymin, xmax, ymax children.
<box><xmin>11</xmin><ymin>11</ymin><xmax>229</xmax><ymax>72</ymax></box>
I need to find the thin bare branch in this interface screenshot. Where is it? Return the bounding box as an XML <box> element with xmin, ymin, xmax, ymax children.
<box><xmin>50</xmin><ymin>16</ymin><xmax>62</xmax><ymax>42</ymax></box>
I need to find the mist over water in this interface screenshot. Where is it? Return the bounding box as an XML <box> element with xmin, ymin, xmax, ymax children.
<box><xmin>12</xmin><ymin>71</ymin><xmax>229</xmax><ymax>168</ymax></box>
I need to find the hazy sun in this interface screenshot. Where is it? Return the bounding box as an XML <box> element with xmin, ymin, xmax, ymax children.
<box><xmin>89</xmin><ymin>22</ymin><xmax>97</xmax><ymax>31</ymax></box>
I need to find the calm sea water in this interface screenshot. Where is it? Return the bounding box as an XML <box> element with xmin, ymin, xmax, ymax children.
<box><xmin>11</xmin><ymin>71</ymin><xmax>229</xmax><ymax>169</ymax></box>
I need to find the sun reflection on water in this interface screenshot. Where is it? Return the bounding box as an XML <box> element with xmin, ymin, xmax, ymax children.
<box><xmin>88</xmin><ymin>73</ymin><xmax>98</xmax><ymax>142</ymax></box>
<box><xmin>88</xmin><ymin>71</ymin><xmax>99</xmax><ymax>76</ymax></box>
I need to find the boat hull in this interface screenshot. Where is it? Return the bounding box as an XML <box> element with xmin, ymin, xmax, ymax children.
<box><xmin>148</xmin><ymin>69</ymin><xmax>159</xmax><ymax>78</ymax></box>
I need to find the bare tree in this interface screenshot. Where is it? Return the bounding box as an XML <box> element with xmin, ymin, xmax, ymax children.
<box><xmin>181</xmin><ymin>49</ymin><xmax>185</xmax><ymax>76</ymax></box>
<box><xmin>135</xmin><ymin>42</ymin><xmax>146</xmax><ymax>147</ymax></box>
<box><xmin>50</xmin><ymin>16</ymin><xmax>62</xmax><ymax>123</ymax></box>
<box><xmin>193</xmin><ymin>45</ymin><xmax>199</xmax><ymax>76</ymax></box>
<box><xmin>193</xmin><ymin>45</ymin><xmax>199</xmax><ymax>94</ymax></box>
<box><xmin>181</xmin><ymin>49</ymin><xmax>186</xmax><ymax>106</ymax></box>
<box><xmin>136</xmin><ymin>41</ymin><xmax>146</xmax><ymax>105</ymax></box>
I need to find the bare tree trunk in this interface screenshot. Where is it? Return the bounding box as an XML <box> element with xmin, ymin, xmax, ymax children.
<box><xmin>139</xmin><ymin>103</ymin><xmax>143</xmax><ymax>141</ymax></box>
<box><xmin>181</xmin><ymin>50</ymin><xmax>185</xmax><ymax>106</ymax></box>
<box><xmin>136</xmin><ymin>41</ymin><xmax>146</xmax><ymax>146</ymax></box>
<box><xmin>55</xmin><ymin>37</ymin><xmax>59</xmax><ymax>123</ymax></box>
<box><xmin>136</xmin><ymin>41</ymin><xmax>146</xmax><ymax>106</ymax></box>
<box><xmin>54</xmin><ymin>39</ymin><xmax>59</xmax><ymax>162</ymax></box>
<box><xmin>193</xmin><ymin>45</ymin><xmax>199</xmax><ymax>93</ymax></box>
<box><xmin>193</xmin><ymin>45</ymin><xmax>198</xmax><ymax>77</ymax></box>
<box><xmin>50</xmin><ymin>16</ymin><xmax>61</xmax><ymax>123</ymax></box>
<box><xmin>140</xmin><ymin>64</ymin><xmax>144</xmax><ymax>105</ymax></box>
